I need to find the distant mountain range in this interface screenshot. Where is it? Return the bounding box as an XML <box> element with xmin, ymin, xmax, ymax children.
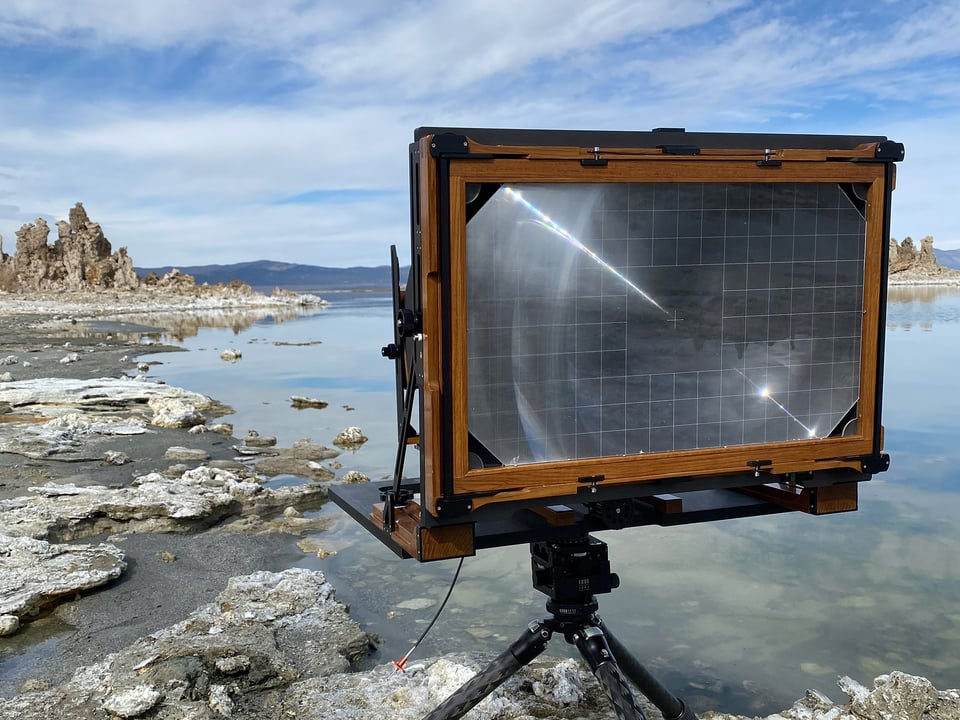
<box><xmin>139</xmin><ymin>250</ymin><xmax>960</xmax><ymax>292</ymax></box>
<box><xmin>135</xmin><ymin>260</ymin><xmax>406</xmax><ymax>291</ymax></box>
<box><xmin>935</xmin><ymin>247</ymin><xmax>960</xmax><ymax>270</ymax></box>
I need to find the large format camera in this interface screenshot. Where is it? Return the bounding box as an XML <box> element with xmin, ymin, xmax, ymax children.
<box><xmin>331</xmin><ymin>127</ymin><xmax>902</xmax><ymax>561</ymax></box>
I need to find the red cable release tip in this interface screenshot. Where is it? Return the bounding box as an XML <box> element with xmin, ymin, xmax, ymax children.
<box><xmin>392</xmin><ymin>658</ymin><xmax>408</xmax><ymax>673</ymax></box>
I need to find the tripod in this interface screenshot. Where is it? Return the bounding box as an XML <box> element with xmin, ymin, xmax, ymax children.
<box><xmin>423</xmin><ymin>535</ymin><xmax>698</xmax><ymax>720</ymax></box>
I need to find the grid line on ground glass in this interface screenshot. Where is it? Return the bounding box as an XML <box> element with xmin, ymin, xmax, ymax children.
<box><xmin>465</xmin><ymin>181</ymin><xmax>866</xmax><ymax>463</ymax></box>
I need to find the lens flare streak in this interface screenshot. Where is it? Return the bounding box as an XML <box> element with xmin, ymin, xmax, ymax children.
<box><xmin>504</xmin><ymin>186</ymin><xmax>671</xmax><ymax>316</ymax></box>
<box><xmin>736</xmin><ymin>368</ymin><xmax>818</xmax><ymax>438</ymax></box>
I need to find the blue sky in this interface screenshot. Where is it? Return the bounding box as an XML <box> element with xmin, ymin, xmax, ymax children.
<box><xmin>0</xmin><ymin>0</ymin><xmax>958</xmax><ymax>267</ymax></box>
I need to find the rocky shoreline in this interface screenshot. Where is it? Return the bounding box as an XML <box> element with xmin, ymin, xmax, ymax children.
<box><xmin>1</xmin><ymin>289</ymin><xmax>958</xmax><ymax>719</ymax></box>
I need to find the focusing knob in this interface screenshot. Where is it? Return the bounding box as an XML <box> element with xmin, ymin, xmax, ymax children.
<box><xmin>381</xmin><ymin>343</ymin><xmax>401</xmax><ymax>360</ymax></box>
<box><xmin>396</xmin><ymin>308</ymin><xmax>421</xmax><ymax>338</ymax></box>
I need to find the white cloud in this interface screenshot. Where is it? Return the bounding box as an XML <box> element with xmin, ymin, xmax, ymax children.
<box><xmin>884</xmin><ymin>116</ymin><xmax>960</xmax><ymax>249</ymax></box>
<box><xmin>301</xmin><ymin>0</ymin><xmax>746</xmax><ymax>95</ymax></box>
<box><xmin>0</xmin><ymin>1</ymin><xmax>349</xmax><ymax>48</ymax></box>
<box><xmin>0</xmin><ymin>0</ymin><xmax>959</xmax><ymax>264</ymax></box>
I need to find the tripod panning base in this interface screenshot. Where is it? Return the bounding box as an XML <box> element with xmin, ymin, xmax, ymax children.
<box><xmin>423</xmin><ymin>535</ymin><xmax>698</xmax><ymax>720</ymax></box>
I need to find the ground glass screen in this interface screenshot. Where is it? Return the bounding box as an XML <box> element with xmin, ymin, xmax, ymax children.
<box><xmin>465</xmin><ymin>182</ymin><xmax>867</xmax><ymax>466</ymax></box>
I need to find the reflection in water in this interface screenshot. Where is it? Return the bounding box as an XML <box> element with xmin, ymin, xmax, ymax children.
<box><xmin>80</xmin><ymin>305</ymin><xmax>327</xmax><ymax>343</ymax></box>
<box><xmin>888</xmin><ymin>284</ymin><xmax>960</xmax><ymax>304</ymax></box>
<box><xmin>887</xmin><ymin>285</ymin><xmax>960</xmax><ymax>330</ymax></box>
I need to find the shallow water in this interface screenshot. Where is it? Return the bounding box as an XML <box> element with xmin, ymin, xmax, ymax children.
<box><xmin>8</xmin><ymin>288</ymin><xmax>959</xmax><ymax>715</ymax></box>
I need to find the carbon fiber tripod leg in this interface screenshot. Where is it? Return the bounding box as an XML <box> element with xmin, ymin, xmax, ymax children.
<box><xmin>600</xmin><ymin>620</ymin><xmax>699</xmax><ymax>720</ymax></box>
<box><xmin>574</xmin><ymin>626</ymin><xmax>647</xmax><ymax>720</ymax></box>
<box><xmin>422</xmin><ymin>621</ymin><xmax>551</xmax><ymax>720</ymax></box>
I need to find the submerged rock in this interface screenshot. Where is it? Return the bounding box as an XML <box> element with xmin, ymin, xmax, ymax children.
<box><xmin>242</xmin><ymin>432</ymin><xmax>277</xmax><ymax>448</ymax></box>
<box><xmin>254</xmin><ymin>456</ymin><xmax>335</xmax><ymax>482</ymax></box>
<box><xmin>0</xmin><ymin>534</ymin><xmax>125</xmax><ymax>633</ymax></box>
<box><xmin>163</xmin><ymin>446</ymin><xmax>211</xmax><ymax>461</ymax></box>
<box><xmin>250</xmin><ymin>438</ymin><xmax>341</xmax><ymax>482</ymax></box>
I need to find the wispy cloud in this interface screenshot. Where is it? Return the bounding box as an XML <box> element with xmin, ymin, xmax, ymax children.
<box><xmin>0</xmin><ymin>0</ymin><xmax>958</xmax><ymax>266</ymax></box>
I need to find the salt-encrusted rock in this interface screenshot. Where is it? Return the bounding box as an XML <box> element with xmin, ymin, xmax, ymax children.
<box><xmin>291</xmin><ymin>396</ymin><xmax>328</xmax><ymax>409</ymax></box>
<box><xmin>0</xmin><ymin>569</ymin><xmax>372</xmax><ymax>719</ymax></box>
<box><xmin>0</xmin><ymin>535</ymin><xmax>125</xmax><ymax>632</ymax></box>
<box><xmin>0</xmin><ymin>377</ymin><xmax>218</xmax><ymax>419</ymax></box>
<box><xmin>848</xmin><ymin>672</ymin><xmax>942</xmax><ymax>720</ymax></box>
<box><xmin>103</xmin><ymin>450</ymin><xmax>131</xmax><ymax>465</ymax></box>
<box><xmin>0</xmin><ymin>466</ymin><xmax>324</xmax><ymax>541</ymax></box>
<box><xmin>207</xmin><ymin>684</ymin><xmax>234</xmax><ymax>715</ymax></box>
<box><xmin>267</xmin><ymin>655</ymin><xmax>646</xmax><ymax>720</ymax></box>
<box><xmin>0</xmin><ymin>372</ymin><xmax>13</xmax><ymax>382</ymax></box>
<box><xmin>220</xmin><ymin>348</ymin><xmax>242</xmax><ymax>362</ymax></box>
<box><xmin>209</xmin><ymin>422</ymin><xmax>234</xmax><ymax>435</ymax></box>
<box><xmin>341</xmin><ymin>470</ymin><xmax>370</xmax><ymax>484</ymax></box>
<box><xmin>0</xmin><ymin>355</ymin><xmax>18</xmax><ymax>365</ymax></box>
<box><xmin>332</xmin><ymin>426</ymin><xmax>368</xmax><ymax>448</ymax></box>
<box><xmin>163</xmin><ymin>446</ymin><xmax>211</xmax><ymax>461</ymax></box>
<box><xmin>59</xmin><ymin>352</ymin><xmax>81</xmax><ymax>364</ymax></box>
<box><xmin>0</xmin><ymin>614</ymin><xmax>20</xmax><ymax>636</ymax></box>
<box><xmin>148</xmin><ymin>396</ymin><xmax>205</xmax><ymax>428</ymax></box>
<box><xmin>697</xmin><ymin>671</ymin><xmax>960</xmax><ymax>720</ymax></box>
<box><xmin>101</xmin><ymin>685</ymin><xmax>162</xmax><ymax>718</ymax></box>
<box><xmin>0</xmin><ymin>412</ymin><xmax>146</xmax><ymax>460</ymax></box>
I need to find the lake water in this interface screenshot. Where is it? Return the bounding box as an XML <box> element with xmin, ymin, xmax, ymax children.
<box><xmin>133</xmin><ymin>287</ymin><xmax>960</xmax><ymax>716</ymax></box>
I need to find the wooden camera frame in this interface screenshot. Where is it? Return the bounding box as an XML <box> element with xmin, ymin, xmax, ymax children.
<box><xmin>330</xmin><ymin>127</ymin><xmax>902</xmax><ymax>562</ymax></box>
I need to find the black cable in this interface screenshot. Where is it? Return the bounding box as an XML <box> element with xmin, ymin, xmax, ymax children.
<box><xmin>393</xmin><ymin>556</ymin><xmax>464</xmax><ymax>671</ymax></box>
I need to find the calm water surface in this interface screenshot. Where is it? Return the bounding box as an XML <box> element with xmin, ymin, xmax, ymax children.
<box><xmin>136</xmin><ymin>288</ymin><xmax>960</xmax><ymax>716</ymax></box>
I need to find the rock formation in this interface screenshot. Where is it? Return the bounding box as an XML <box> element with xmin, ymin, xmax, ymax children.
<box><xmin>0</xmin><ymin>203</ymin><xmax>139</xmax><ymax>292</ymax></box>
<box><xmin>888</xmin><ymin>236</ymin><xmax>960</xmax><ymax>282</ymax></box>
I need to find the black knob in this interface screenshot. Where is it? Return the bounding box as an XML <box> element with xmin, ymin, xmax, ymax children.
<box><xmin>396</xmin><ymin>308</ymin><xmax>420</xmax><ymax>338</ymax></box>
<box><xmin>381</xmin><ymin>343</ymin><xmax>401</xmax><ymax>360</ymax></box>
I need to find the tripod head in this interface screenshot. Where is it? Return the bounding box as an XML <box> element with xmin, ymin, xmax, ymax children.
<box><xmin>531</xmin><ymin>535</ymin><xmax>619</xmax><ymax>624</ymax></box>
